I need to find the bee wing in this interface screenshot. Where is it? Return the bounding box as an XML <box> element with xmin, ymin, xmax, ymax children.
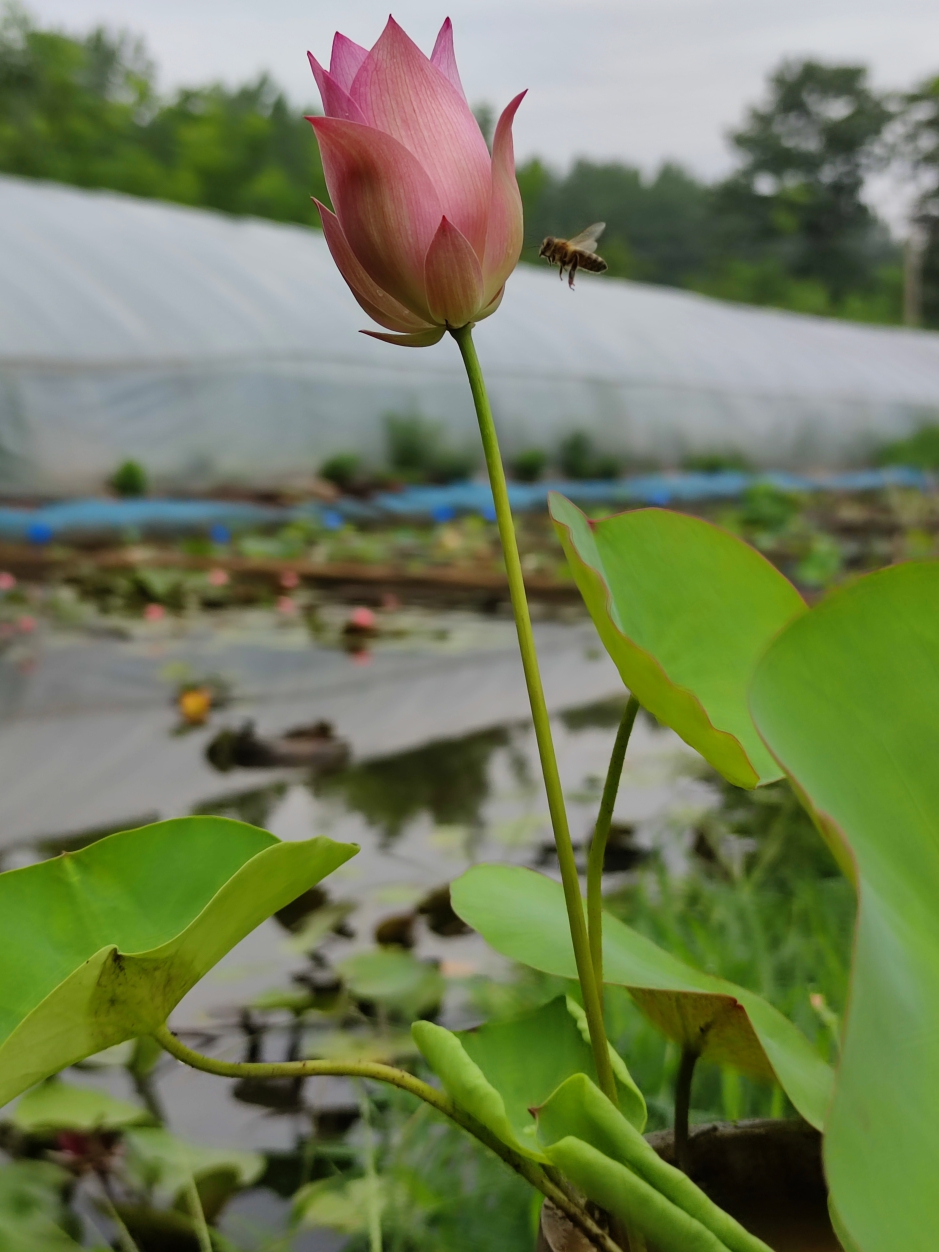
<box><xmin>566</xmin><ymin>222</ymin><xmax>606</xmax><ymax>252</ymax></box>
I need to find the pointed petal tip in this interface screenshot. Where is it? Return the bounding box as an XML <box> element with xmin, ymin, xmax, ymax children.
<box><xmin>329</xmin><ymin>31</ymin><xmax>370</xmax><ymax>92</ymax></box>
<box><xmin>430</xmin><ymin>15</ymin><xmax>464</xmax><ymax>97</ymax></box>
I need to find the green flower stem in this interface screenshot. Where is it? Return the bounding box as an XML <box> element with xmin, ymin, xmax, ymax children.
<box><xmin>588</xmin><ymin>695</ymin><xmax>640</xmax><ymax>997</ymax></box>
<box><xmin>152</xmin><ymin>1025</ymin><xmax>623</xmax><ymax>1252</ymax></box>
<box><xmin>450</xmin><ymin>322</ymin><xmax>616</xmax><ymax>1106</ymax></box>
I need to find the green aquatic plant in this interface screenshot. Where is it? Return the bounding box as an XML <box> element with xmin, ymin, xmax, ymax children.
<box><xmin>5</xmin><ymin>19</ymin><xmax>939</xmax><ymax>1252</ymax></box>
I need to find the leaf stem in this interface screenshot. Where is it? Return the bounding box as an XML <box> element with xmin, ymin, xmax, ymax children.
<box><xmin>152</xmin><ymin>1025</ymin><xmax>623</xmax><ymax>1252</ymax></box>
<box><xmin>449</xmin><ymin>322</ymin><xmax>616</xmax><ymax>1106</ymax></box>
<box><xmin>94</xmin><ymin>1181</ymin><xmax>143</xmax><ymax>1252</ymax></box>
<box><xmin>357</xmin><ymin>1082</ymin><xmax>384</xmax><ymax>1252</ymax></box>
<box><xmin>587</xmin><ymin>694</ymin><xmax>640</xmax><ymax>997</ymax></box>
<box><xmin>184</xmin><ymin>1174</ymin><xmax>214</xmax><ymax>1252</ymax></box>
<box><xmin>674</xmin><ymin>1048</ymin><xmax>699</xmax><ymax>1174</ymax></box>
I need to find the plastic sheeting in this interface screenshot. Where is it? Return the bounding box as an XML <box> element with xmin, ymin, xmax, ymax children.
<box><xmin>3</xmin><ymin>173</ymin><xmax>939</xmax><ymax>493</ymax></box>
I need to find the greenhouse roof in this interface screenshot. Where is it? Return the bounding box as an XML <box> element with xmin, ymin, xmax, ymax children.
<box><xmin>2</xmin><ymin>173</ymin><xmax>939</xmax><ymax>489</ymax></box>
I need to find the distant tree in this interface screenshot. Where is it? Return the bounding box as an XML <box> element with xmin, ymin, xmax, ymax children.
<box><xmin>714</xmin><ymin>60</ymin><xmax>894</xmax><ymax>300</ymax></box>
<box><xmin>0</xmin><ymin>5</ymin><xmax>326</xmax><ymax>222</ymax></box>
<box><xmin>519</xmin><ymin>157</ymin><xmax>715</xmax><ymax>285</ymax></box>
<box><xmin>896</xmin><ymin>74</ymin><xmax>939</xmax><ymax>327</ymax></box>
<box><xmin>143</xmin><ymin>77</ymin><xmax>327</xmax><ymax>221</ymax></box>
<box><xmin>0</xmin><ymin>6</ymin><xmax>159</xmax><ymax>190</ymax></box>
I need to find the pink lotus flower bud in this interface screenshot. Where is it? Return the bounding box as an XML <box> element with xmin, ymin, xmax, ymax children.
<box><xmin>207</xmin><ymin>568</ymin><xmax>230</xmax><ymax>587</ymax></box>
<box><xmin>347</xmin><ymin>605</ymin><xmax>376</xmax><ymax>630</ymax></box>
<box><xmin>307</xmin><ymin>17</ymin><xmax>525</xmax><ymax>346</ymax></box>
<box><xmin>0</xmin><ymin>572</ymin><xmax>16</xmax><ymax>591</ymax></box>
<box><xmin>143</xmin><ymin>603</ymin><xmax>165</xmax><ymax>621</ymax></box>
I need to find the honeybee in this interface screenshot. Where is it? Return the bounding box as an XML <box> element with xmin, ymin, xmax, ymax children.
<box><xmin>539</xmin><ymin>222</ymin><xmax>607</xmax><ymax>287</ymax></box>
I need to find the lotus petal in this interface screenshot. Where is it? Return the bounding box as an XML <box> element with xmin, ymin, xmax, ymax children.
<box><xmin>315</xmin><ymin>200</ymin><xmax>431</xmax><ymax>333</ymax></box>
<box><xmin>430</xmin><ymin>18</ymin><xmax>466</xmax><ymax>98</ymax></box>
<box><xmin>362</xmin><ymin>327</ymin><xmax>446</xmax><ymax>347</ymax></box>
<box><xmin>308</xmin><ymin>117</ymin><xmax>440</xmax><ymax>320</ymax></box>
<box><xmin>424</xmin><ymin>216</ymin><xmax>484</xmax><ymax>327</ymax></box>
<box><xmin>329</xmin><ymin>32</ymin><xmax>369</xmax><ymax>92</ymax></box>
<box><xmin>483</xmin><ymin>91</ymin><xmax>526</xmax><ymax>302</ymax></box>
<box><xmin>349</xmin><ymin>18</ymin><xmax>490</xmax><ymax>256</ymax></box>
<box><xmin>307</xmin><ymin>54</ymin><xmax>368</xmax><ymax>125</ymax></box>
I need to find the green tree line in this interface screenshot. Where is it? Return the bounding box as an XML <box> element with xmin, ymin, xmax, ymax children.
<box><xmin>2</xmin><ymin>4</ymin><xmax>938</xmax><ymax>326</ymax></box>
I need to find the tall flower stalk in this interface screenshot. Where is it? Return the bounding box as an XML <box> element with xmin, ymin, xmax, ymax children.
<box><xmin>450</xmin><ymin>325</ymin><xmax>616</xmax><ymax>1100</ymax></box>
<box><xmin>304</xmin><ymin>14</ymin><xmax>616</xmax><ymax>1099</ymax></box>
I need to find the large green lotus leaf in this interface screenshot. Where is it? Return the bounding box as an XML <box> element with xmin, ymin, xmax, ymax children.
<box><xmin>11</xmin><ymin>1080</ymin><xmax>152</xmax><ymax>1134</ymax></box>
<box><xmin>750</xmin><ymin>561</ymin><xmax>939</xmax><ymax>1252</ymax></box>
<box><xmin>0</xmin><ymin>817</ymin><xmax>356</xmax><ymax>1109</ymax></box>
<box><xmin>536</xmin><ymin>1075</ymin><xmax>769</xmax><ymax>1252</ymax></box>
<box><xmin>451</xmin><ymin>865</ymin><xmax>831</xmax><ymax>1129</ymax></box>
<box><xmin>412</xmin><ymin>996</ymin><xmax>645</xmax><ymax>1161</ymax></box>
<box><xmin>549</xmin><ymin>494</ymin><xmax>805</xmax><ymax>787</ymax></box>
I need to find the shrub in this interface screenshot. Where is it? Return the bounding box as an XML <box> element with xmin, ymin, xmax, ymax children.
<box><xmin>109</xmin><ymin>460</ymin><xmax>148</xmax><ymax>497</ymax></box>
<box><xmin>509</xmin><ymin>449</ymin><xmax>547</xmax><ymax>482</ymax></box>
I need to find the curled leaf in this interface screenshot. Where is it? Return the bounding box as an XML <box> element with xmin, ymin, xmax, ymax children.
<box><xmin>550</xmin><ymin>495</ymin><xmax>805</xmax><ymax>787</ymax></box>
<box><xmin>412</xmin><ymin>996</ymin><xmax>645</xmax><ymax>1161</ymax></box>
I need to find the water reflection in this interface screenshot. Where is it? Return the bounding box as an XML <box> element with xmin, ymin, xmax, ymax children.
<box><xmin>0</xmin><ymin>605</ymin><xmax>720</xmax><ymax>1250</ymax></box>
<box><xmin>314</xmin><ymin>726</ymin><xmax>512</xmax><ymax>845</ymax></box>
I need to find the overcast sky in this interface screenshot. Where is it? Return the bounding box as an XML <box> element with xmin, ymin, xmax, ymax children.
<box><xmin>22</xmin><ymin>0</ymin><xmax>939</xmax><ymax>200</ymax></box>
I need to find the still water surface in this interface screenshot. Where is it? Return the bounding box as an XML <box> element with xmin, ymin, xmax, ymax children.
<box><xmin>0</xmin><ymin>605</ymin><xmax>715</xmax><ymax>1247</ymax></box>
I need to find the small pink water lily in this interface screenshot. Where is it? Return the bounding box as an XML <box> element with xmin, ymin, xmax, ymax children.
<box><xmin>307</xmin><ymin>17</ymin><xmax>525</xmax><ymax>346</ymax></box>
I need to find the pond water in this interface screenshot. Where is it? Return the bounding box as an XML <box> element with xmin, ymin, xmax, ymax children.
<box><xmin>0</xmin><ymin>602</ymin><xmax>717</xmax><ymax>1249</ymax></box>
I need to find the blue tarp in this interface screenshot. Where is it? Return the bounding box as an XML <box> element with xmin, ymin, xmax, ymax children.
<box><xmin>361</xmin><ymin>465</ymin><xmax>931</xmax><ymax>521</ymax></box>
<box><xmin>0</xmin><ymin>466</ymin><xmax>930</xmax><ymax>541</ymax></box>
<box><xmin>0</xmin><ymin>498</ymin><xmax>286</xmax><ymax>543</ymax></box>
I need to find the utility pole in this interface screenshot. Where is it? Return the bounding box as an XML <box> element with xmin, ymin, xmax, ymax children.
<box><xmin>904</xmin><ymin>220</ymin><xmax>926</xmax><ymax>328</ymax></box>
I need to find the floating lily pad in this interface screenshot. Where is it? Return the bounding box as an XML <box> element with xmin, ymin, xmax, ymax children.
<box><xmin>550</xmin><ymin>495</ymin><xmax>805</xmax><ymax>787</ymax></box>
<box><xmin>338</xmin><ymin>947</ymin><xmax>444</xmax><ymax>1017</ymax></box>
<box><xmin>0</xmin><ymin>817</ymin><xmax>356</xmax><ymax>1109</ymax></box>
<box><xmin>11</xmin><ymin>1080</ymin><xmax>151</xmax><ymax>1134</ymax></box>
<box><xmin>751</xmin><ymin>561</ymin><xmax>939</xmax><ymax>1252</ymax></box>
<box><xmin>451</xmin><ymin>865</ymin><xmax>831</xmax><ymax>1129</ymax></box>
<box><xmin>413</xmin><ymin>996</ymin><xmax>645</xmax><ymax>1161</ymax></box>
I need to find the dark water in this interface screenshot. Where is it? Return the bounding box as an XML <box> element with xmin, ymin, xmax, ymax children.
<box><xmin>0</xmin><ymin>604</ymin><xmax>715</xmax><ymax>1248</ymax></box>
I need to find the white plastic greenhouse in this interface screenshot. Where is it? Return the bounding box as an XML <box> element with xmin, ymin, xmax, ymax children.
<box><xmin>3</xmin><ymin>171</ymin><xmax>939</xmax><ymax>493</ymax></box>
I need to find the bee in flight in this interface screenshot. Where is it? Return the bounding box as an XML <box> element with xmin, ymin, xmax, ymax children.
<box><xmin>539</xmin><ymin>222</ymin><xmax>607</xmax><ymax>288</ymax></box>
